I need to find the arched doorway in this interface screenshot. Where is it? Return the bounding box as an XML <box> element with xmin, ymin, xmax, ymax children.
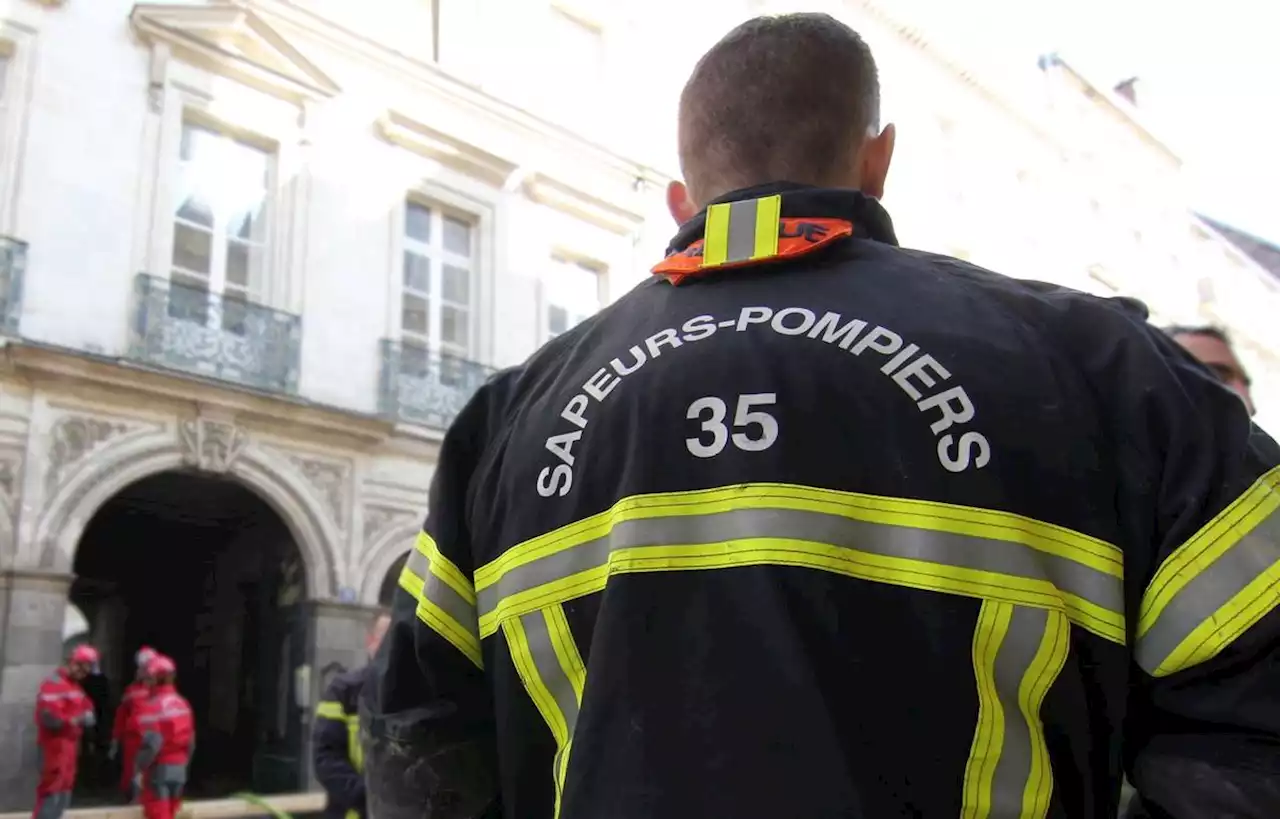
<box><xmin>70</xmin><ymin>470</ymin><xmax>309</xmax><ymax>801</ymax></box>
<box><xmin>378</xmin><ymin>552</ymin><xmax>409</xmax><ymax>607</ymax></box>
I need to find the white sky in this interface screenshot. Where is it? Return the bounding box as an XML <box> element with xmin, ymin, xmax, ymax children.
<box><xmin>885</xmin><ymin>0</ymin><xmax>1280</xmax><ymax>244</ymax></box>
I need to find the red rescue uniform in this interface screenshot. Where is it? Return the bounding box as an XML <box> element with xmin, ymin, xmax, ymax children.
<box><xmin>131</xmin><ymin>684</ymin><xmax>195</xmax><ymax>819</ymax></box>
<box><xmin>113</xmin><ymin>681</ymin><xmax>150</xmax><ymax>796</ymax></box>
<box><xmin>32</xmin><ymin>669</ymin><xmax>94</xmax><ymax>819</ymax></box>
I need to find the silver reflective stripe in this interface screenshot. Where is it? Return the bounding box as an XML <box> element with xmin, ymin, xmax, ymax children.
<box><xmin>983</xmin><ymin>606</ymin><xmax>1066</xmax><ymax>818</ymax></box>
<box><xmin>522</xmin><ymin>609</ymin><xmax>580</xmax><ymax>736</ymax></box>
<box><xmin>39</xmin><ymin>691</ymin><xmax>83</xmax><ymax>701</ymax></box>
<box><xmin>406</xmin><ymin>546</ymin><xmax>480</xmax><ymax>641</ymax></box>
<box><xmin>476</xmin><ymin>508</ymin><xmax>1122</xmax><ymax>629</ymax></box>
<box><xmin>724</xmin><ymin>198</ymin><xmax>761</xmax><ymax>264</ymax></box>
<box><xmin>1137</xmin><ymin>506</ymin><xmax>1280</xmax><ymax>675</ymax></box>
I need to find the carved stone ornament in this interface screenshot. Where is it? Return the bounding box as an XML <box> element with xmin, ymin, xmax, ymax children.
<box><xmin>290</xmin><ymin>456</ymin><xmax>350</xmax><ymax>530</ymax></box>
<box><xmin>179</xmin><ymin>418</ymin><xmax>248</xmax><ymax>474</ymax></box>
<box><xmin>0</xmin><ymin>453</ymin><xmax>22</xmax><ymax>498</ymax></box>
<box><xmin>362</xmin><ymin>505</ymin><xmax>416</xmax><ymax>545</ymax></box>
<box><xmin>46</xmin><ymin>416</ymin><xmax>131</xmax><ymax>496</ymax></box>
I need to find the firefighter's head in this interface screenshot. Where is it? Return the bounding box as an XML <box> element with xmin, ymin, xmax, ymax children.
<box><xmin>1166</xmin><ymin>325</ymin><xmax>1255</xmax><ymax>416</ymax></box>
<box><xmin>668</xmin><ymin>12</ymin><xmax>894</xmax><ymax>222</ymax></box>
<box><xmin>367</xmin><ymin>610</ymin><xmax>391</xmax><ymax>659</ymax></box>
<box><xmin>135</xmin><ymin>646</ymin><xmax>157</xmax><ymax>681</ymax></box>
<box><xmin>146</xmin><ymin>654</ymin><xmax>177</xmax><ymax>687</ymax></box>
<box><xmin>67</xmin><ymin>643</ymin><xmax>101</xmax><ymax>680</ymax></box>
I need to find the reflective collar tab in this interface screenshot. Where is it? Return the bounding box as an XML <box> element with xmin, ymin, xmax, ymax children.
<box><xmin>652</xmin><ymin>194</ymin><xmax>855</xmax><ymax>284</ymax></box>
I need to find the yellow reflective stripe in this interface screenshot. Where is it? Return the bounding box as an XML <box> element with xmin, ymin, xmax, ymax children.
<box><xmin>504</xmin><ymin>606</ymin><xmax>583</xmax><ymax>819</ymax></box>
<box><xmin>347</xmin><ymin>718</ymin><xmax>363</xmax><ymax>774</ymax></box>
<box><xmin>963</xmin><ymin>601</ymin><xmax>1011</xmax><ymax>817</ymax></box>
<box><xmin>400</xmin><ymin>562</ymin><xmax>484</xmax><ymax>669</ymax></box>
<box><xmin>702</xmin><ymin>201</ymin><xmax>731</xmax><ymax>267</ymax></box>
<box><xmin>699</xmin><ymin>195</ymin><xmax>783</xmax><ymax>268</ymax></box>
<box><xmin>475</xmin><ymin>484</ymin><xmax>1124</xmax><ymax>644</ymax></box>
<box><xmin>962</xmin><ymin>601</ymin><xmax>1069</xmax><ymax>819</ymax></box>
<box><xmin>315</xmin><ymin>700</ymin><xmax>345</xmax><ymax>721</ymax></box>
<box><xmin>1137</xmin><ymin>466</ymin><xmax>1280</xmax><ymax>677</ymax></box>
<box><xmin>545</xmin><ymin>605</ymin><xmax>585</xmax><ymax>817</ymax></box>
<box><xmin>752</xmin><ymin>194</ymin><xmax>782</xmax><ymax>259</ymax></box>
<box><xmin>416</xmin><ymin>531</ymin><xmax>477</xmax><ymax>605</ymax></box>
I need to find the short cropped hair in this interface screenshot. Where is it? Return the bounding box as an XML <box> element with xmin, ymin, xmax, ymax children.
<box><xmin>678</xmin><ymin>13</ymin><xmax>881</xmax><ymax>204</ymax></box>
<box><xmin>1164</xmin><ymin>324</ymin><xmax>1232</xmax><ymax>345</ymax></box>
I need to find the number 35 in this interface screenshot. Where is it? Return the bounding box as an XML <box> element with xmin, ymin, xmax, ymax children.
<box><xmin>685</xmin><ymin>393</ymin><xmax>779</xmax><ymax>458</ymax></box>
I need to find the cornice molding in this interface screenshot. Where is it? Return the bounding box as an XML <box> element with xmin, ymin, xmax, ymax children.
<box><xmin>523</xmin><ymin>173</ymin><xmax>645</xmax><ymax>236</ymax></box>
<box><xmin>375</xmin><ymin>110</ymin><xmax>518</xmax><ymax>188</ymax></box>
<box><xmin>244</xmin><ymin>0</ymin><xmax>673</xmax><ymax>189</ymax></box>
<box><xmin>130</xmin><ymin>1</ymin><xmax>341</xmax><ymax>105</ymax></box>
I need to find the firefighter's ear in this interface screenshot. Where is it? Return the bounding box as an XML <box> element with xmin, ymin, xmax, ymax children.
<box><xmin>858</xmin><ymin>123</ymin><xmax>895</xmax><ymax>201</ymax></box>
<box><xmin>666</xmin><ymin>181</ymin><xmax>699</xmax><ymax>226</ymax></box>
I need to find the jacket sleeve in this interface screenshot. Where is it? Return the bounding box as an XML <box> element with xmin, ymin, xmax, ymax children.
<box><xmin>361</xmin><ymin>381</ymin><xmax>505</xmax><ymax>819</ymax></box>
<box><xmin>312</xmin><ymin>675</ymin><xmax>363</xmax><ymax>814</ymax></box>
<box><xmin>1076</xmin><ymin>301</ymin><xmax>1280</xmax><ymax>818</ymax></box>
<box><xmin>36</xmin><ymin>684</ymin><xmax>68</xmax><ymax>733</ymax></box>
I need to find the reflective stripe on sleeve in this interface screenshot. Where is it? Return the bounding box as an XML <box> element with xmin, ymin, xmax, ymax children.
<box><xmin>315</xmin><ymin>700</ymin><xmax>345</xmax><ymax>721</ymax></box>
<box><xmin>1137</xmin><ymin>466</ymin><xmax>1280</xmax><ymax>677</ymax></box>
<box><xmin>962</xmin><ymin>601</ymin><xmax>1070</xmax><ymax>819</ymax></box>
<box><xmin>400</xmin><ymin>532</ymin><xmax>483</xmax><ymax>669</ymax></box>
<box><xmin>475</xmin><ymin>484</ymin><xmax>1125</xmax><ymax>644</ymax></box>
<box><xmin>701</xmin><ymin>195</ymin><xmax>782</xmax><ymax>268</ymax></box>
<box><xmin>503</xmin><ymin>605</ymin><xmax>584</xmax><ymax>819</ymax></box>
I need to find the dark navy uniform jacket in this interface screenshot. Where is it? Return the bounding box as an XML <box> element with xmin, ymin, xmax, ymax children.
<box><xmin>315</xmin><ymin>665</ymin><xmax>371</xmax><ymax>819</ymax></box>
<box><xmin>362</xmin><ymin>182</ymin><xmax>1280</xmax><ymax>819</ymax></box>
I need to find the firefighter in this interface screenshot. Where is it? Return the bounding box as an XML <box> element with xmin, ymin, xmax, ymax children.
<box><xmin>1165</xmin><ymin>324</ymin><xmax>1256</xmax><ymax>416</ymax></box>
<box><xmin>110</xmin><ymin>646</ymin><xmax>157</xmax><ymax>802</ymax></box>
<box><xmin>33</xmin><ymin>643</ymin><xmax>99</xmax><ymax>819</ymax></box>
<box><xmin>362</xmin><ymin>12</ymin><xmax>1280</xmax><ymax>819</ymax></box>
<box><xmin>130</xmin><ymin>654</ymin><xmax>194</xmax><ymax>819</ymax></box>
<box><xmin>312</xmin><ymin>612</ymin><xmax>390</xmax><ymax>819</ymax></box>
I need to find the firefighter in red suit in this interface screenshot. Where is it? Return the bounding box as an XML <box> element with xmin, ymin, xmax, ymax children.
<box><xmin>129</xmin><ymin>655</ymin><xmax>194</xmax><ymax>819</ymax></box>
<box><xmin>110</xmin><ymin>646</ymin><xmax>156</xmax><ymax>801</ymax></box>
<box><xmin>32</xmin><ymin>643</ymin><xmax>99</xmax><ymax>819</ymax></box>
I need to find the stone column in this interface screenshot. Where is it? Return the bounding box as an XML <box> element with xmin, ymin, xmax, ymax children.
<box><xmin>302</xmin><ymin>600</ymin><xmax>379</xmax><ymax>790</ymax></box>
<box><xmin>0</xmin><ymin>570</ymin><xmax>74</xmax><ymax>809</ymax></box>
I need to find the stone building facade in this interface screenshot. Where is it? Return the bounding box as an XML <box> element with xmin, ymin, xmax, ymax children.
<box><xmin>0</xmin><ymin>0</ymin><xmax>1276</xmax><ymax>805</ymax></box>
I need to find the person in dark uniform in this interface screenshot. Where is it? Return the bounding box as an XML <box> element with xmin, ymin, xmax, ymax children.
<box><xmin>313</xmin><ymin>612</ymin><xmax>390</xmax><ymax>819</ymax></box>
<box><xmin>1165</xmin><ymin>324</ymin><xmax>1256</xmax><ymax>416</ymax></box>
<box><xmin>362</xmin><ymin>13</ymin><xmax>1280</xmax><ymax>819</ymax></box>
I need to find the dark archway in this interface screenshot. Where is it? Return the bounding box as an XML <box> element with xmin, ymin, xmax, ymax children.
<box><xmin>378</xmin><ymin>552</ymin><xmax>409</xmax><ymax>607</ymax></box>
<box><xmin>70</xmin><ymin>470</ymin><xmax>309</xmax><ymax>803</ymax></box>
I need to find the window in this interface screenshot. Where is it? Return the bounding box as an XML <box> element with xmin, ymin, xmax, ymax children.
<box><xmin>170</xmin><ymin>121</ymin><xmax>272</xmax><ymax>333</ymax></box>
<box><xmin>542</xmin><ymin>254</ymin><xmax>602</xmax><ymax>341</ymax></box>
<box><xmin>401</xmin><ymin>201</ymin><xmax>475</xmax><ymax>362</ymax></box>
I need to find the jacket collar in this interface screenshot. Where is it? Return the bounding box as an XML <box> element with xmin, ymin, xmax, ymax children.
<box><xmin>665</xmin><ymin>182</ymin><xmax>899</xmax><ymax>255</ymax></box>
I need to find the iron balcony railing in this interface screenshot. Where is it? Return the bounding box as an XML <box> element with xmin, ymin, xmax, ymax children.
<box><xmin>378</xmin><ymin>339</ymin><xmax>495</xmax><ymax>430</ymax></box>
<box><xmin>0</xmin><ymin>237</ymin><xmax>27</xmax><ymax>336</ymax></box>
<box><xmin>130</xmin><ymin>273</ymin><xmax>302</xmax><ymax>394</ymax></box>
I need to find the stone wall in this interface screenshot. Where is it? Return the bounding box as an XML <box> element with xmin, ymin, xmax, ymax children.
<box><xmin>0</xmin><ymin>571</ymin><xmax>73</xmax><ymax>804</ymax></box>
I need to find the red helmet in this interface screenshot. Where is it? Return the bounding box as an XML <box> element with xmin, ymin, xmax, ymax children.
<box><xmin>135</xmin><ymin>646</ymin><xmax>157</xmax><ymax>667</ymax></box>
<box><xmin>145</xmin><ymin>654</ymin><xmax>176</xmax><ymax>678</ymax></box>
<box><xmin>69</xmin><ymin>644</ymin><xmax>100</xmax><ymax>672</ymax></box>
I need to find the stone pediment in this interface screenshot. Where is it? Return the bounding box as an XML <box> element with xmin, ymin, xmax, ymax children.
<box><xmin>523</xmin><ymin>172</ymin><xmax>645</xmax><ymax>237</ymax></box>
<box><xmin>376</xmin><ymin>110</ymin><xmax>519</xmax><ymax>188</ymax></box>
<box><xmin>130</xmin><ymin>2</ymin><xmax>340</xmax><ymax>102</ymax></box>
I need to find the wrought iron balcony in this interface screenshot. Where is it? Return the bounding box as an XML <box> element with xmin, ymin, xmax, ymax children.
<box><xmin>0</xmin><ymin>237</ymin><xmax>27</xmax><ymax>336</ymax></box>
<box><xmin>129</xmin><ymin>273</ymin><xmax>302</xmax><ymax>394</ymax></box>
<box><xmin>379</xmin><ymin>339</ymin><xmax>496</xmax><ymax>430</ymax></box>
